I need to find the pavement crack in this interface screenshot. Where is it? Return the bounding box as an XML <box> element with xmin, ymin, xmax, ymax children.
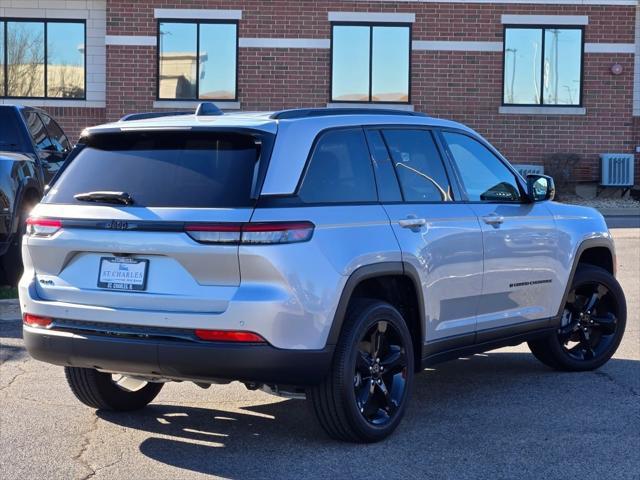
<box><xmin>73</xmin><ymin>415</ymin><xmax>100</xmax><ymax>480</ymax></box>
<box><xmin>0</xmin><ymin>362</ymin><xmax>28</xmax><ymax>392</ymax></box>
<box><xmin>593</xmin><ymin>370</ymin><xmax>639</xmax><ymax>397</ymax></box>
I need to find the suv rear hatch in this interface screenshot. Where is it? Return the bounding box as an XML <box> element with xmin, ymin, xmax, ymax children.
<box><xmin>26</xmin><ymin>128</ymin><xmax>273</xmax><ymax>313</ymax></box>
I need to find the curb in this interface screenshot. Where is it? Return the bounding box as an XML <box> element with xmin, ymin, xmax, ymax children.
<box><xmin>597</xmin><ymin>208</ymin><xmax>640</xmax><ymax>217</ymax></box>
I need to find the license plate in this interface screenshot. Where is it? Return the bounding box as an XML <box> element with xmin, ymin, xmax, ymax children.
<box><xmin>98</xmin><ymin>257</ymin><xmax>149</xmax><ymax>291</ymax></box>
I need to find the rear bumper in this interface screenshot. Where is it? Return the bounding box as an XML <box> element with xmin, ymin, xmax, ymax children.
<box><xmin>23</xmin><ymin>325</ymin><xmax>334</xmax><ymax>386</ymax></box>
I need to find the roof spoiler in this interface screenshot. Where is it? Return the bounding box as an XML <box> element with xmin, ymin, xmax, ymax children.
<box><xmin>119</xmin><ymin>102</ymin><xmax>223</xmax><ymax>122</ymax></box>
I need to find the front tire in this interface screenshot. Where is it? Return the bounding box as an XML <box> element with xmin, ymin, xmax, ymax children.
<box><xmin>528</xmin><ymin>265</ymin><xmax>626</xmax><ymax>371</ymax></box>
<box><xmin>65</xmin><ymin>367</ymin><xmax>164</xmax><ymax>411</ymax></box>
<box><xmin>308</xmin><ymin>300</ymin><xmax>414</xmax><ymax>443</ymax></box>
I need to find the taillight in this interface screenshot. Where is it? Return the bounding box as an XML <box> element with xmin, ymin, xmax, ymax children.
<box><xmin>25</xmin><ymin>218</ymin><xmax>62</xmax><ymax>237</ymax></box>
<box><xmin>185</xmin><ymin>221</ymin><xmax>314</xmax><ymax>245</ymax></box>
<box><xmin>23</xmin><ymin>314</ymin><xmax>53</xmax><ymax>328</ymax></box>
<box><xmin>184</xmin><ymin>224</ymin><xmax>242</xmax><ymax>245</ymax></box>
<box><xmin>241</xmin><ymin>222</ymin><xmax>314</xmax><ymax>244</ymax></box>
<box><xmin>194</xmin><ymin>329</ymin><xmax>266</xmax><ymax>343</ymax></box>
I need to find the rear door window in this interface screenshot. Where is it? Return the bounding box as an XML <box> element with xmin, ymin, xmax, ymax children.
<box><xmin>382</xmin><ymin>129</ymin><xmax>452</xmax><ymax>202</ymax></box>
<box><xmin>298</xmin><ymin>128</ymin><xmax>377</xmax><ymax>204</ymax></box>
<box><xmin>44</xmin><ymin>131</ymin><xmax>266</xmax><ymax>208</ymax></box>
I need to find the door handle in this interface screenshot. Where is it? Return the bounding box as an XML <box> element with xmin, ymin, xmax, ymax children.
<box><xmin>398</xmin><ymin>217</ymin><xmax>427</xmax><ymax>229</ymax></box>
<box><xmin>482</xmin><ymin>214</ymin><xmax>504</xmax><ymax>226</ymax></box>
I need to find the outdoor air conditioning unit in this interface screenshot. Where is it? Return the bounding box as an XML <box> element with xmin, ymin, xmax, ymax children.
<box><xmin>513</xmin><ymin>164</ymin><xmax>544</xmax><ymax>178</ymax></box>
<box><xmin>600</xmin><ymin>154</ymin><xmax>634</xmax><ymax>187</ymax></box>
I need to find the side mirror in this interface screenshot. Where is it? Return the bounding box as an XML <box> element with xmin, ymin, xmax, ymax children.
<box><xmin>527</xmin><ymin>174</ymin><xmax>555</xmax><ymax>202</ymax></box>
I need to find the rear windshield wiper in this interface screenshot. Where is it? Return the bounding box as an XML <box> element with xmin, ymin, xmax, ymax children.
<box><xmin>74</xmin><ymin>191</ymin><xmax>134</xmax><ymax>205</ymax></box>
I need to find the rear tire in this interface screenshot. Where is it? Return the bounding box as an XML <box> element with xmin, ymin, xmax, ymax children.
<box><xmin>308</xmin><ymin>299</ymin><xmax>414</xmax><ymax>443</ymax></box>
<box><xmin>528</xmin><ymin>265</ymin><xmax>626</xmax><ymax>371</ymax></box>
<box><xmin>64</xmin><ymin>367</ymin><xmax>163</xmax><ymax>411</ymax></box>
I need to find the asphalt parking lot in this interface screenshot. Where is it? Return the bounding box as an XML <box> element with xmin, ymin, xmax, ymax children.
<box><xmin>1</xmin><ymin>227</ymin><xmax>638</xmax><ymax>480</ymax></box>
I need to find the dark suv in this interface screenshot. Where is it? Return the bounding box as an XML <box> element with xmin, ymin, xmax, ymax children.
<box><xmin>0</xmin><ymin>105</ymin><xmax>72</xmax><ymax>285</ymax></box>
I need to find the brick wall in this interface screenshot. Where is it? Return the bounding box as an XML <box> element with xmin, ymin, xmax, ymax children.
<box><xmin>4</xmin><ymin>1</ymin><xmax>636</xmax><ymax>184</ymax></box>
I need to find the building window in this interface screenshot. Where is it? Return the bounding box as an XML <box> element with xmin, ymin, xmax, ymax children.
<box><xmin>331</xmin><ymin>24</ymin><xmax>410</xmax><ymax>103</ymax></box>
<box><xmin>503</xmin><ymin>26</ymin><xmax>583</xmax><ymax>106</ymax></box>
<box><xmin>158</xmin><ymin>21</ymin><xmax>238</xmax><ymax>101</ymax></box>
<box><xmin>0</xmin><ymin>19</ymin><xmax>85</xmax><ymax>99</ymax></box>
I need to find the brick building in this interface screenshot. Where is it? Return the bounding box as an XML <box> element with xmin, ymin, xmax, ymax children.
<box><xmin>1</xmin><ymin>0</ymin><xmax>638</xmax><ymax>184</ymax></box>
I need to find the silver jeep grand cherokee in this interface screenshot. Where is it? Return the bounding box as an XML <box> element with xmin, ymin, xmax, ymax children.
<box><xmin>19</xmin><ymin>106</ymin><xmax>626</xmax><ymax>442</ymax></box>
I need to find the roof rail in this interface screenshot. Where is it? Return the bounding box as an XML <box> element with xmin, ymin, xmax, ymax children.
<box><xmin>119</xmin><ymin>111</ymin><xmax>192</xmax><ymax>122</ymax></box>
<box><xmin>195</xmin><ymin>102</ymin><xmax>224</xmax><ymax>116</ymax></box>
<box><xmin>269</xmin><ymin>108</ymin><xmax>426</xmax><ymax>120</ymax></box>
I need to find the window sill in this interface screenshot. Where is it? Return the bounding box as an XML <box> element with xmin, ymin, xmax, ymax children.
<box><xmin>153</xmin><ymin>100</ymin><xmax>241</xmax><ymax>110</ymax></box>
<box><xmin>326</xmin><ymin>102</ymin><xmax>414</xmax><ymax>112</ymax></box>
<box><xmin>0</xmin><ymin>99</ymin><xmax>105</xmax><ymax>108</ymax></box>
<box><xmin>499</xmin><ymin>106</ymin><xmax>586</xmax><ymax>115</ymax></box>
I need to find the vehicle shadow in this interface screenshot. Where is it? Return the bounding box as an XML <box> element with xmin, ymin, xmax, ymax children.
<box><xmin>97</xmin><ymin>352</ymin><xmax>640</xmax><ymax>479</ymax></box>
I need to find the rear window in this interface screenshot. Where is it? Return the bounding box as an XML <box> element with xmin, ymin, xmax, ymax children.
<box><xmin>44</xmin><ymin>131</ymin><xmax>267</xmax><ymax>208</ymax></box>
<box><xmin>0</xmin><ymin>108</ymin><xmax>28</xmax><ymax>152</ymax></box>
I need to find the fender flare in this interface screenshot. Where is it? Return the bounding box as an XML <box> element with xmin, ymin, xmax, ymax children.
<box><xmin>554</xmin><ymin>237</ymin><xmax>615</xmax><ymax>321</ymax></box>
<box><xmin>325</xmin><ymin>261</ymin><xmax>425</xmax><ymax>346</ymax></box>
<box><xmin>11</xmin><ymin>177</ymin><xmax>42</xmax><ymax>236</ymax></box>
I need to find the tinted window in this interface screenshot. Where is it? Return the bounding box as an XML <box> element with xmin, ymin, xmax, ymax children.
<box><xmin>503</xmin><ymin>27</ymin><xmax>582</xmax><ymax>106</ymax></box>
<box><xmin>0</xmin><ymin>108</ymin><xmax>27</xmax><ymax>151</ymax></box>
<box><xmin>442</xmin><ymin>132</ymin><xmax>522</xmax><ymax>202</ymax></box>
<box><xmin>332</xmin><ymin>24</ymin><xmax>410</xmax><ymax>103</ymax></box>
<box><xmin>0</xmin><ymin>22</ymin><xmax>4</xmax><ymax>97</ymax></box>
<box><xmin>47</xmin><ymin>22</ymin><xmax>85</xmax><ymax>99</ymax></box>
<box><xmin>23</xmin><ymin>111</ymin><xmax>53</xmax><ymax>151</ymax></box>
<box><xmin>298</xmin><ymin>129</ymin><xmax>377</xmax><ymax>204</ymax></box>
<box><xmin>199</xmin><ymin>23</ymin><xmax>237</xmax><ymax>100</ymax></box>
<box><xmin>382</xmin><ymin>129</ymin><xmax>452</xmax><ymax>202</ymax></box>
<box><xmin>158</xmin><ymin>21</ymin><xmax>237</xmax><ymax>100</ymax></box>
<box><xmin>365</xmin><ymin>130</ymin><xmax>402</xmax><ymax>202</ymax></box>
<box><xmin>1</xmin><ymin>20</ymin><xmax>85</xmax><ymax>99</ymax></box>
<box><xmin>45</xmin><ymin>131</ymin><xmax>264</xmax><ymax>208</ymax></box>
<box><xmin>40</xmin><ymin>114</ymin><xmax>70</xmax><ymax>152</ymax></box>
<box><xmin>7</xmin><ymin>21</ymin><xmax>45</xmax><ymax>97</ymax></box>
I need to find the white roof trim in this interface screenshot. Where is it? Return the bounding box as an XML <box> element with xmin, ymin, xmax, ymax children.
<box><xmin>502</xmin><ymin>14</ymin><xmax>589</xmax><ymax>25</ymax></box>
<box><xmin>154</xmin><ymin>9</ymin><xmax>242</xmax><ymax>20</ymax></box>
<box><xmin>352</xmin><ymin>1</ymin><xmax>636</xmax><ymax>5</ymax></box>
<box><xmin>106</xmin><ymin>36</ymin><xmax>156</xmax><ymax>46</ymax></box>
<box><xmin>499</xmin><ymin>106</ymin><xmax>586</xmax><ymax>115</ymax></box>
<box><xmin>328</xmin><ymin>12</ymin><xmax>416</xmax><ymax>23</ymax></box>
<box><xmin>153</xmin><ymin>100</ymin><xmax>241</xmax><ymax>110</ymax></box>
<box><xmin>584</xmin><ymin>43</ymin><xmax>635</xmax><ymax>53</ymax></box>
<box><xmin>239</xmin><ymin>38</ymin><xmax>330</xmax><ymax>49</ymax></box>
<box><xmin>413</xmin><ymin>40</ymin><xmax>503</xmax><ymax>51</ymax></box>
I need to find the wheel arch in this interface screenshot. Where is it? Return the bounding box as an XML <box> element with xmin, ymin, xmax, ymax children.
<box><xmin>555</xmin><ymin>238</ymin><xmax>616</xmax><ymax>319</ymax></box>
<box><xmin>12</xmin><ymin>178</ymin><xmax>42</xmax><ymax>234</ymax></box>
<box><xmin>326</xmin><ymin>262</ymin><xmax>425</xmax><ymax>372</ymax></box>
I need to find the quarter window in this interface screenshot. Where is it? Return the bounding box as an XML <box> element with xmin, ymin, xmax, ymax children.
<box><xmin>158</xmin><ymin>21</ymin><xmax>237</xmax><ymax>101</ymax></box>
<box><xmin>331</xmin><ymin>24</ymin><xmax>410</xmax><ymax>103</ymax></box>
<box><xmin>503</xmin><ymin>27</ymin><xmax>583</xmax><ymax>106</ymax></box>
<box><xmin>0</xmin><ymin>19</ymin><xmax>85</xmax><ymax>99</ymax></box>
<box><xmin>442</xmin><ymin>132</ymin><xmax>522</xmax><ymax>202</ymax></box>
<box><xmin>23</xmin><ymin>111</ymin><xmax>54</xmax><ymax>151</ymax></box>
<box><xmin>40</xmin><ymin>113</ymin><xmax>70</xmax><ymax>153</ymax></box>
<box><xmin>298</xmin><ymin>129</ymin><xmax>377</xmax><ymax>204</ymax></box>
<box><xmin>382</xmin><ymin>129</ymin><xmax>452</xmax><ymax>202</ymax></box>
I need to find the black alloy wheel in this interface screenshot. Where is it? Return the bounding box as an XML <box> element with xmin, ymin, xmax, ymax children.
<box><xmin>354</xmin><ymin>320</ymin><xmax>408</xmax><ymax>426</ymax></box>
<box><xmin>528</xmin><ymin>265</ymin><xmax>626</xmax><ymax>371</ymax></box>
<box><xmin>558</xmin><ymin>282</ymin><xmax>619</xmax><ymax>361</ymax></box>
<box><xmin>308</xmin><ymin>299</ymin><xmax>414</xmax><ymax>442</ymax></box>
